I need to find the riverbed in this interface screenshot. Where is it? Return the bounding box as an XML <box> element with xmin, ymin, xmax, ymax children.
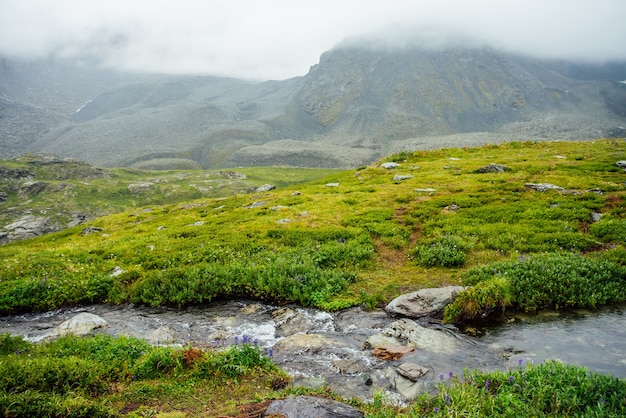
<box><xmin>1</xmin><ymin>301</ymin><xmax>624</xmax><ymax>402</ymax></box>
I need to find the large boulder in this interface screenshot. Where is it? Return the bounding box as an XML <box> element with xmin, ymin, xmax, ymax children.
<box><xmin>380</xmin><ymin>318</ymin><xmax>459</xmax><ymax>353</ymax></box>
<box><xmin>46</xmin><ymin>313</ymin><xmax>108</xmax><ymax>339</ymax></box>
<box><xmin>385</xmin><ymin>286</ymin><xmax>465</xmax><ymax>319</ymax></box>
<box><xmin>264</xmin><ymin>395</ymin><xmax>364</xmax><ymax>418</ymax></box>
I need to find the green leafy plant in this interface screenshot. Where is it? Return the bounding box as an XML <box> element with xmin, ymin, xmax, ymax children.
<box><xmin>445</xmin><ymin>252</ymin><xmax>626</xmax><ymax>322</ymax></box>
<box><xmin>414</xmin><ymin>235</ymin><xmax>468</xmax><ymax>267</ymax></box>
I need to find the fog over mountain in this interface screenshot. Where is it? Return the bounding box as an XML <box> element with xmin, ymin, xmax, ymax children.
<box><xmin>1</xmin><ymin>45</ymin><xmax>625</xmax><ymax>168</ymax></box>
<box><xmin>1</xmin><ymin>1</ymin><xmax>625</xmax><ymax>168</ymax></box>
<box><xmin>1</xmin><ymin>0</ymin><xmax>625</xmax><ymax>80</ymax></box>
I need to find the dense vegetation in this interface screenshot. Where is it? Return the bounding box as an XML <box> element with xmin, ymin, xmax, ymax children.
<box><xmin>0</xmin><ymin>333</ymin><xmax>285</xmax><ymax>417</ymax></box>
<box><xmin>1</xmin><ymin>139</ymin><xmax>625</xmax><ymax>416</ymax></box>
<box><xmin>1</xmin><ymin>139</ymin><xmax>624</xmax><ymax>315</ymax></box>
<box><xmin>366</xmin><ymin>360</ymin><xmax>626</xmax><ymax>417</ymax></box>
<box><xmin>2</xmin><ymin>332</ymin><xmax>625</xmax><ymax>417</ymax></box>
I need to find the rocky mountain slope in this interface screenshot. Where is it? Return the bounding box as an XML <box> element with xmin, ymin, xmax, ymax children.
<box><xmin>2</xmin><ymin>47</ymin><xmax>625</xmax><ymax>169</ymax></box>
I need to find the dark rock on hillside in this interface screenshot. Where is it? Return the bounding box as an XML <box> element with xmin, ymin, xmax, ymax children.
<box><xmin>13</xmin><ymin>153</ymin><xmax>110</xmax><ymax>180</ymax></box>
<box><xmin>0</xmin><ymin>214</ymin><xmax>60</xmax><ymax>243</ymax></box>
<box><xmin>0</xmin><ymin>166</ymin><xmax>33</xmax><ymax>179</ymax></box>
<box><xmin>476</xmin><ymin>163</ymin><xmax>512</xmax><ymax>173</ymax></box>
<box><xmin>18</xmin><ymin>181</ymin><xmax>48</xmax><ymax>195</ymax></box>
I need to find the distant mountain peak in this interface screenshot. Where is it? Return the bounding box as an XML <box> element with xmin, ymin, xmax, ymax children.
<box><xmin>2</xmin><ymin>49</ymin><xmax>625</xmax><ymax>168</ymax></box>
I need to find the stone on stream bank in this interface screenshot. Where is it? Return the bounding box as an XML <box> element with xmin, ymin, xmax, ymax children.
<box><xmin>2</xmin><ymin>288</ymin><xmax>476</xmax><ymax>406</ymax></box>
<box><xmin>42</xmin><ymin>312</ymin><xmax>108</xmax><ymax>340</ymax></box>
<box><xmin>367</xmin><ymin>318</ymin><xmax>460</xmax><ymax>354</ymax></box>
<box><xmin>385</xmin><ymin>286</ymin><xmax>465</xmax><ymax>319</ymax></box>
<box><xmin>264</xmin><ymin>395</ymin><xmax>364</xmax><ymax>418</ymax></box>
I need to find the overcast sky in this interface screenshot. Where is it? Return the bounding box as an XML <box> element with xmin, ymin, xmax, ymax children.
<box><xmin>1</xmin><ymin>0</ymin><xmax>625</xmax><ymax>80</ymax></box>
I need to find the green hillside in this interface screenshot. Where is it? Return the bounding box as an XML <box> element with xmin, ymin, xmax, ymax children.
<box><xmin>2</xmin><ymin>139</ymin><xmax>626</xmax><ymax>417</ymax></box>
<box><xmin>1</xmin><ymin>139</ymin><xmax>624</xmax><ymax>316</ymax></box>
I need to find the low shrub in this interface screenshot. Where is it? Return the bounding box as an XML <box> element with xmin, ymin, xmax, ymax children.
<box><xmin>129</xmin><ymin>253</ymin><xmax>358</xmax><ymax>309</ymax></box>
<box><xmin>0</xmin><ymin>391</ymin><xmax>111</xmax><ymax>418</ymax></box>
<box><xmin>414</xmin><ymin>235</ymin><xmax>467</xmax><ymax>267</ymax></box>
<box><xmin>445</xmin><ymin>252</ymin><xmax>626</xmax><ymax>322</ymax></box>
<box><xmin>414</xmin><ymin>361</ymin><xmax>626</xmax><ymax>417</ymax></box>
<box><xmin>590</xmin><ymin>218</ymin><xmax>626</xmax><ymax>244</ymax></box>
<box><xmin>132</xmin><ymin>347</ymin><xmax>184</xmax><ymax>379</ymax></box>
<box><xmin>194</xmin><ymin>343</ymin><xmax>275</xmax><ymax>379</ymax></box>
<box><xmin>0</xmin><ymin>355</ymin><xmax>110</xmax><ymax>395</ymax></box>
<box><xmin>0</xmin><ymin>332</ymin><xmax>31</xmax><ymax>355</ymax></box>
<box><xmin>443</xmin><ymin>277</ymin><xmax>511</xmax><ymax>323</ymax></box>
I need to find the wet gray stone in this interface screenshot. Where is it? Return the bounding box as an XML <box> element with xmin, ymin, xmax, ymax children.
<box><xmin>386</xmin><ymin>286</ymin><xmax>465</xmax><ymax>319</ymax></box>
<box><xmin>332</xmin><ymin>359</ymin><xmax>368</xmax><ymax>374</ymax></box>
<box><xmin>147</xmin><ymin>326</ymin><xmax>177</xmax><ymax>345</ymax></box>
<box><xmin>46</xmin><ymin>313</ymin><xmax>108</xmax><ymax>339</ymax></box>
<box><xmin>397</xmin><ymin>362</ymin><xmax>429</xmax><ymax>381</ymax></box>
<box><xmin>272</xmin><ymin>307</ymin><xmax>315</xmax><ymax>337</ymax></box>
<box><xmin>264</xmin><ymin>395</ymin><xmax>364</xmax><ymax>418</ymax></box>
<box><xmin>381</xmin><ymin>318</ymin><xmax>459</xmax><ymax>353</ymax></box>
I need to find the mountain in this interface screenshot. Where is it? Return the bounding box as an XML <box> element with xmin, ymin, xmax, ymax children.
<box><xmin>2</xmin><ymin>46</ymin><xmax>625</xmax><ymax>168</ymax></box>
<box><xmin>0</xmin><ymin>58</ymin><xmax>131</xmax><ymax>158</ymax></box>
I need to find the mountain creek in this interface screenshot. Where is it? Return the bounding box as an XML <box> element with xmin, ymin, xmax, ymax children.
<box><xmin>1</xmin><ymin>300</ymin><xmax>625</xmax><ymax>404</ymax></box>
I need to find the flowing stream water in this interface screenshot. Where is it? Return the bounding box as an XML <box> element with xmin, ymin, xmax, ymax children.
<box><xmin>1</xmin><ymin>301</ymin><xmax>625</xmax><ymax>403</ymax></box>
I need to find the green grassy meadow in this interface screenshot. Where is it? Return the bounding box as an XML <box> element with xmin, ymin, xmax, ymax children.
<box><xmin>1</xmin><ymin>139</ymin><xmax>625</xmax><ymax>416</ymax></box>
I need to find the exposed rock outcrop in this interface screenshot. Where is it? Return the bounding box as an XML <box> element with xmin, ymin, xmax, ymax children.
<box><xmin>0</xmin><ymin>214</ymin><xmax>59</xmax><ymax>243</ymax></box>
<box><xmin>475</xmin><ymin>163</ymin><xmax>512</xmax><ymax>173</ymax></box>
<box><xmin>525</xmin><ymin>183</ymin><xmax>564</xmax><ymax>192</ymax></box>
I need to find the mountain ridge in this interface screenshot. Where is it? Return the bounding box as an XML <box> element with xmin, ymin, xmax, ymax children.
<box><xmin>2</xmin><ymin>46</ymin><xmax>625</xmax><ymax>168</ymax></box>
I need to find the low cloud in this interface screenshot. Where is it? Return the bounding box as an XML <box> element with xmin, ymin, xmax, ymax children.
<box><xmin>1</xmin><ymin>0</ymin><xmax>624</xmax><ymax>80</ymax></box>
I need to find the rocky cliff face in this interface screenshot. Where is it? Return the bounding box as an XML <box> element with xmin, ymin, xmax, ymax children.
<box><xmin>290</xmin><ymin>47</ymin><xmax>625</xmax><ymax>145</ymax></box>
<box><xmin>2</xmin><ymin>47</ymin><xmax>625</xmax><ymax>168</ymax></box>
